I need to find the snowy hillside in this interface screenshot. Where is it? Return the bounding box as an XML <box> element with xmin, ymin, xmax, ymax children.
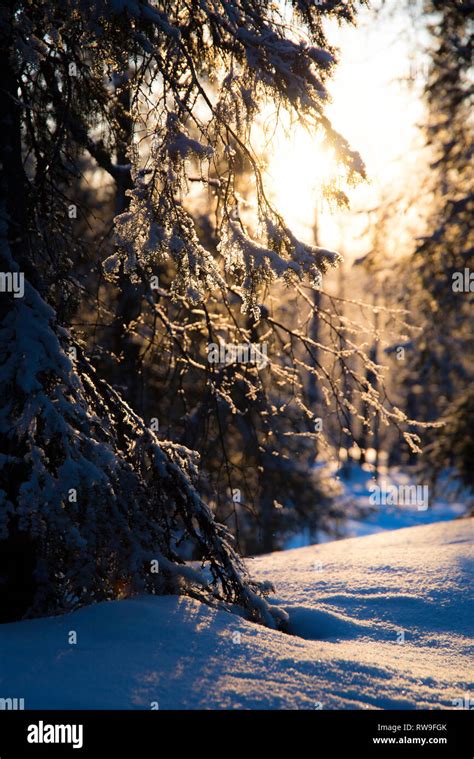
<box><xmin>1</xmin><ymin>518</ymin><xmax>472</xmax><ymax>710</ymax></box>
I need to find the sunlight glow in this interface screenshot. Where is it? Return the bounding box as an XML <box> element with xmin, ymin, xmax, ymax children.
<box><xmin>262</xmin><ymin>6</ymin><xmax>428</xmax><ymax>260</ymax></box>
<box><xmin>265</xmin><ymin>126</ymin><xmax>339</xmax><ymax>241</ymax></box>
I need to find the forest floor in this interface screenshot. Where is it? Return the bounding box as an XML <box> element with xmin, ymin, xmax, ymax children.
<box><xmin>285</xmin><ymin>463</ymin><xmax>469</xmax><ymax>548</ymax></box>
<box><xmin>1</xmin><ymin>518</ymin><xmax>472</xmax><ymax>709</ymax></box>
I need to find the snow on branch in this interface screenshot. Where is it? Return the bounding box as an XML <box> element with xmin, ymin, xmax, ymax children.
<box><xmin>0</xmin><ymin>215</ymin><xmax>283</xmax><ymax>627</ymax></box>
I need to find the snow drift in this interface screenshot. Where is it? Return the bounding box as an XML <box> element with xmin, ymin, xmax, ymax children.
<box><xmin>0</xmin><ymin>518</ymin><xmax>472</xmax><ymax>709</ymax></box>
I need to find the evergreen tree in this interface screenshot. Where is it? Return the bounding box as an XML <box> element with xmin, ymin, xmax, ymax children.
<box><xmin>0</xmin><ymin>0</ymin><xmax>418</xmax><ymax>623</ymax></box>
<box><xmin>402</xmin><ymin>0</ymin><xmax>473</xmax><ymax>493</ymax></box>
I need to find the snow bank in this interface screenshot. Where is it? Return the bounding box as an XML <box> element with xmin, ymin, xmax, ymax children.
<box><xmin>0</xmin><ymin>519</ymin><xmax>472</xmax><ymax>709</ymax></box>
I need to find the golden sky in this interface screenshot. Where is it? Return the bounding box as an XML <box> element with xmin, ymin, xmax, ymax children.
<box><xmin>265</xmin><ymin>2</ymin><xmax>430</xmax><ymax>264</ymax></box>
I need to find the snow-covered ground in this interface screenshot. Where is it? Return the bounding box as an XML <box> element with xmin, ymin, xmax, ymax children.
<box><xmin>0</xmin><ymin>518</ymin><xmax>472</xmax><ymax>709</ymax></box>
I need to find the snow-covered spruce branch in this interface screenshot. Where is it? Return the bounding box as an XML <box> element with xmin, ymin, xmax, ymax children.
<box><xmin>0</xmin><ymin>231</ymin><xmax>284</xmax><ymax>625</ymax></box>
<box><xmin>91</xmin><ymin>0</ymin><xmax>366</xmax><ymax>316</ymax></box>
